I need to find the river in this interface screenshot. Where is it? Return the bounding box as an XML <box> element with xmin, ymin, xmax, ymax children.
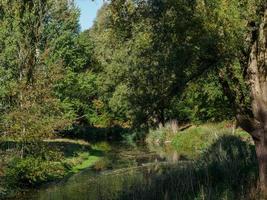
<box><xmin>20</xmin><ymin>143</ymin><xmax>184</xmax><ymax>200</ymax></box>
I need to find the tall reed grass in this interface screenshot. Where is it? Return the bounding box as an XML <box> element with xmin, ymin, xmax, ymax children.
<box><xmin>146</xmin><ymin>120</ymin><xmax>180</xmax><ymax>145</ymax></box>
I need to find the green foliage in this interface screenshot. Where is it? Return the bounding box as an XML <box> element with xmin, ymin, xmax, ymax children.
<box><xmin>6</xmin><ymin>156</ymin><xmax>66</xmax><ymax>187</ymax></box>
<box><xmin>90</xmin><ymin>0</ymin><xmax>260</xmax><ymax>127</ymax></box>
<box><xmin>0</xmin><ymin>0</ymin><xmax>80</xmax><ymax>141</ymax></box>
<box><xmin>0</xmin><ymin>0</ymin><xmax>263</xmax><ymax>132</ymax></box>
<box><xmin>1</xmin><ymin>138</ymin><xmax>103</xmax><ymax>190</ymax></box>
<box><xmin>0</xmin><ymin>0</ymin><xmax>265</xmax><ymax>197</ymax></box>
<box><xmin>173</xmin><ymin>72</ymin><xmax>234</xmax><ymax>123</ymax></box>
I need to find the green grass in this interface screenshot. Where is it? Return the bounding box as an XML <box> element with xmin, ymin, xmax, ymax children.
<box><xmin>172</xmin><ymin>123</ymin><xmax>252</xmax><ymax>159</ymax></box>
<box><xmin>39</xmin><ymin>139</ymin><xmax>104</xmax><ymax>175</ymax></box>
<box><xmin>118</xmin><ymin>131</ymin><xmax>258</xmax><ymax>200</ymax></box>
<box><xmin>173</xmin><ymin>126</ymin><xmax>213</xmax><ymax>157</ymax></box>
<box><xmin>45</xmin><ymin>139</ymin><xmax>105</xmax><ymax>174</ymax></box>
<box><xmin>147</xmin><ymin>122</ymin><xmax>252</xmax><ymax>159</ymax></box>
<box><xmin>70</xmin><ymin>153</ymin><xmax>101</xmax><ymax>173</ymax></box>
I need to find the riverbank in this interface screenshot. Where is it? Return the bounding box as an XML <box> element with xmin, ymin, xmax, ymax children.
<box><xmin>17</xmin><ymin>125</ymin><xmax>260</xmax><ymax>200</ymax></box>
<box><xmin>141</xmin><ymin>122</ymin><xmax>260</xmax><ymax>199</ymax></box>
<box><xmin>146</xmin><ymin>121</ymin><xmax>252</xmax><ymax>158</ymax></box>
<box><xmin>0</xmin><ymin>122</ymin><xmax>260</xmax><ymax>199</ymax></box>
<box><xmin>0</xmin><ymin>138</ymin><xmax>104</xmax><ymax>199</ymax></box>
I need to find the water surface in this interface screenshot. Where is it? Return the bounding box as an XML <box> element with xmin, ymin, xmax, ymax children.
<box><xmin>23</xmin><ymin>143</ymin><xmax>182</xmax><ymax>200</ymax></box>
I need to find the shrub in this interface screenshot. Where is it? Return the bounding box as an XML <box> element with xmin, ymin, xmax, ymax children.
<box><xmin>5</xmin><ymin>156</ymin><xmax>66</xmax><ymax>187</ymax></box>
<box><xmin>146</xmin><ymin>128</ymin><xmax>166</xmax><ymax>145</ymax></box>
<box><xmin>0</xmin><ymin>186</ymin><xmax>7</xmax><ymax>198</ymax></box>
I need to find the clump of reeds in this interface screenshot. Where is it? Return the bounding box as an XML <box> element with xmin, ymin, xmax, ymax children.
<box><xmin>146</xmin><ymin>120</ymin><xmax>180</xmax><ymax>145</ymax></box>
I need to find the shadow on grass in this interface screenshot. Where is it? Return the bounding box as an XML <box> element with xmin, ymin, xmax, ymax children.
<box><xmin>0</xmin><ymin>140</ymin><xmax>19</xmax><ymax>151</ymax></box>
<box><xmin>44</xmin><ymin>140</ymin><xmax>104</xmax><ymax>157</ymax></box>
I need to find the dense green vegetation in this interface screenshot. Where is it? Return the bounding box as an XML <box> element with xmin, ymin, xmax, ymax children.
<box><xmin>1</xmin><ymin>0</ymin><xmax>267</xmax><ymax>199</ymax></box>
<box><xmin>0</xmin><ymin>138</ymin><xmax>104</xmax><ymax>196</ymax></box>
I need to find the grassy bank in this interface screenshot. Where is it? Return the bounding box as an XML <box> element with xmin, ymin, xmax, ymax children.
<box><xmin>0</xmin><ymin>122</ymin><xmax>260</xmax><ymax>199</ymax></box>
<box><xmin>0</xmin><ymin>138</ymin><xmax>104</xmax><ymax>198</ymax></box>
<box><xmin>46</xmin><ymin>130</ymin><xmax>258</xmax><ymax>200</ymax></box>
<box><xmin>146</xmin><ymin>121</ymin><xmax>252</xmax><ymax>159</ymax></box>
<box><xmin>119</xmin><ymin>135</ymin><xmax>259</xmax><ymax>200</ymax></box>
<box><xmin>63</xmin><ymin>123</ymin><xmax>257</xmax><ymax>200</ymax></box>
<box><xmin>140</xmin><ymin>122</ymin><xmax>259</xmax><ymax>199</ymax></box>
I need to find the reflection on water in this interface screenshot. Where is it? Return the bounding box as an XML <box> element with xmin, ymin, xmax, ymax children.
<box><xmin>146</xmin><ymin>143</ymin><xmax>186</xmax><ymax>163</ymax></box>
<box><xmin>23</xmin><ymin>143</ymin><xmax>183</xmax><ymax>200</ymax></box>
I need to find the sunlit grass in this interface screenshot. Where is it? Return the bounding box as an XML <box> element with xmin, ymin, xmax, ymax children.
<box><xmin>70</xmin><ymin>153</ymin><xmax>101</xmax><ymax>173</ymax></box>
<box><xmin>147</xmin><ymin>121</ymin><xmax>253</xmax><ymax>159</ymax></box>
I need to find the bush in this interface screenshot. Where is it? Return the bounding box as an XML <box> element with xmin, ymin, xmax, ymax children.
<box><xmin>0</xmin><ymin>186</ymin><xmax>7</xmax><ymax>198</ymax></box>
<box><xmin>5</xmin><ymin>156</ymin><xmax>66</xmax><ymax>187</ymax></box>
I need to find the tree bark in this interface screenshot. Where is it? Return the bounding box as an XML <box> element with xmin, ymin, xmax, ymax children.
<box><xmin>240</xmin><ymin>7</ymin><xmax>267</xmax><ymax>192</ymax></box>
<box><xmin>255</xmin><ymin>135</ymin><xmax>267</xmax><ymax>193</ymax></box>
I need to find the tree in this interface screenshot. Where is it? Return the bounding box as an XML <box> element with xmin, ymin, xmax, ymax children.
<box><xmin>196</xmin><ymin>0</ymin><xmax>267</xmax><ymax>192</ymax></box>
<box><xmin>233</xmin><ymin>5</ymin><xmax>267</xmax><ymax>192</ymax></box>
<box><xmin>0</xmin><ymin>0</ymin><xmax>79</xmax><ymax>145</ymax></box>
<box><xmin>172</xmin><ymin>71</ymin><xmax>234</xmax><ymax>123</ymax></box>
<box><xmin>94</xmin><ymin>0</ymin><xmax>267</xmax><ymax>192</ymax></box>
<box><xmin>92</xmin><ymin>0</ymin><xmax>221</xmax><ymax>127</ymax></box>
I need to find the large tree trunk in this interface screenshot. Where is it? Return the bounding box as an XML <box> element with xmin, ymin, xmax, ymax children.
<box><xmin>255</xmin><ymin>136</ymin><xmax>267</xmax><ymax>192</ymax></box>
<box><xmin>239</xmin><ymin>8</ymin><xmax>267</xmax><ymax>192</ymax></box>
